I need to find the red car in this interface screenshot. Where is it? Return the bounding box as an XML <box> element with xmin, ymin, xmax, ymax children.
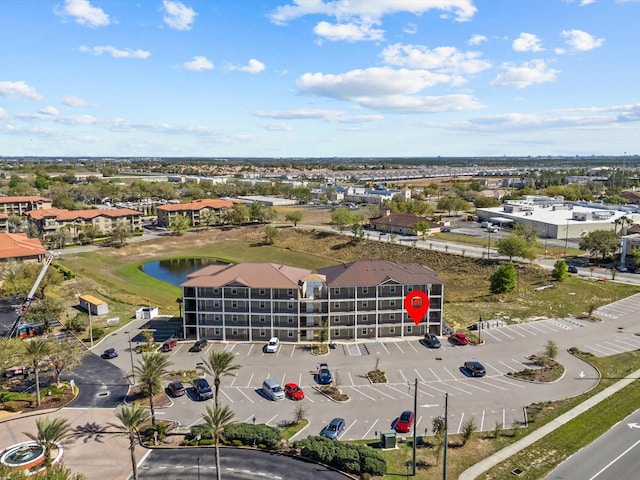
<box><xmin>284</xmin><ymin>383</ymin><xmax>305</xmax><ymax>401</ymax></box>
<box><xmin>450</xmin><ymin>333</ymin><xmax>470</xmax><ymax>345</ymax></box>
<box><xmin>395</xmin><ymin>411</ymin><xmax>415</xmax><ymax>433</ymax></box>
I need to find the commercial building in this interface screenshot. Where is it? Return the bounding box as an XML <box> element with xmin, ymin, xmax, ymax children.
<box><xmin>181</xmin><ymin>260</ymin><xmax>444</xmax><ymax>342</ymax></box>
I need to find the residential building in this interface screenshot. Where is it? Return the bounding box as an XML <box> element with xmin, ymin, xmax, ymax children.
<box><xmin>156</xmin><ymin>198</ymin><xmax>235</xmax><ymax>227</ymax></box>
<box><xmin>0</xmin><ymin>196</ymin><xmax>52</xmax><ymax>215</ymax></box>
<box><xmin>369</xmin><ymin>212</ymin><xmax>442</xmax><ymax>236</ymax></box>
<box><xmin>181</xmin><ymin>260</ymin><xmax>444</xmax><ymax>342</ymax></box>
<box><xmin>26</xmin><ymin>207</ymin><xmax>142</xmax><ymax>239</ymax></box>
<box><xmin>0</xmin><ymin>233</ymin><xmax>47</xmax><ymax>263</ymax></box>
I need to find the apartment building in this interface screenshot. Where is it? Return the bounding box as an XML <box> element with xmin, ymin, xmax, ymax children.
<box><xmin>156</xmin><ymin>198</ymin><xmax>235</xmax><ymax>228</ymax></box>
<box><xmin>26</xmin><ymin>207</ymin><xmax>143</xmax><ymax>239</ymax></box>
<box><xmin>181</xmin><ymin>260</ymin><xmax>444</xmax><ymax>342</ymax></box>
<box><xmin>0</xmin><ymin>196</ymin><xmax>52</xmax><ymax>215</ymax></box>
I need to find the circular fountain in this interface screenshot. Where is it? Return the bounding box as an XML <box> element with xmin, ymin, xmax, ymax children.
<box><xmin>0</xmin><ymin>441</ymin><xmax>63</xmax><ymax>475</ymax></box>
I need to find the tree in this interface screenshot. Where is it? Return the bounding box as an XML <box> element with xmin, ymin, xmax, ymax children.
<box><xmin>264</xmin><ymin>225</ymin><xmax>278</xmax><ymax>244</ymax></box>
<box><xmin>24</xmin><ymin>297</ymin><xmax>65</xmax><ymax>334</ymax></box>
<box><xmin>633</xmin><ymin>248</ymin><xmax>640</xmax><ymax>267</ymax></box>
<box><xmin>223</xmin><ymin>203</ymin><xmax>249</xmax><ymax>224</ymax></box>
<box><xmin>24</xmin><ymin>416</ymin><xmax>72</xmax><ymax>468</ymax></box>
<box><xmin>496</xmin><ymin>234</ymin><xmax>535</xmax><ymax>261</ymax></box>
<box><xmin>176</xmin><ymin>297</ymin><xmax>183</xmax><ymax>317</ymax></box>
<box><xmin>24</xmin><ymin>338</ymin><xmax>51</xmax><ymax>407</ymax></box>
<box><xmin>201</xmin><ymin>350</ymin><xmax>240</xmax><ymax>406</ymax></box>
<box><xmin>330</xmin><ymin>207</ymin><xmax>356</xmax><ymax>231</ymax></box>
<box><xmin>437</xmin><ymin>196</ymin><xmax>456</xmax><ymax>216</ymax></box>
<box><xmin>200</xmin><ymin>404</ymin><xmax>237</xmax><ymax>480</ymax></box>
<box><xmin>460</xmin><ymin>417</ymin><xmax>476</xmax><ymax>446</ymax></box>
<box><xmin>49</xmin><ymin>340</ymin><xmax>84</xmax><ymax>387</ymax></box>
<box><xmin>132</xmin><ymin>353</ymin><xmax>172</xmax><ymax>426</ymax></box>
<box><xmin>614</xmin><ymin>215</ymin><xmax>633</xmax><ymax>235</ymax></box>
<box><xmin>285</xmin><ymin>210</ymin><xmax>303</xmax><ymax>227</ymax></box>
<box><xmin>199</xmin><ymin>210</ymin><xmax>217</xmax><ymax>229</ymax></box>
<box><xmin>579</xmin><ymin>230</ymin><xmax>620</xmax><ymax>260</ymax></box>
<box><xmin>552</xmin><ymin>259</ymin><xmax>568</xmax><ymax>282</ymax></box>
<box><xmin>511</xmin><ymin>223</ymin><xmax>539</xmax><ymax>244</ymax></box>
<box><xmin>250</xmin><ymin>202</ymin><xmax>276</xmax><ymax>223</ymax></box>
<box><xmin>108</xmin><ymin>222</ymin><xmax>133</xmax><ymax>247</ymax></box>
<box><xmin>413</xmin><ymin>221</ymin><xmax>430</xmax><ymax>237</ymax></box>
<box><xmin>432</xmin><ymin>416</ymin><xmax>446</xmax><ymax>465</ymax></box>
<box><xmin>169</xmin><ymin>214</ymin><xmax>191</xmax><ymax>235</ymax></box>
<box><xmin>544</xmin><ymin>340</ymin><xmax>559</xmax><ymax>366</ymax></box>
<box><xmin>490</xmin><ymin>263</ymin><xmax>517</xmax><ymax>294</ymax></box>
<box><xmin>351</xmin><ymin>223</ymin><xmax>365</xmax><ymax>242</ymax></box>
<box><xmin>77</xmin><ymin>224</ymin><xmax>102</xmax><ymax>245</ymax></box>
<box><xmin>0</xmin><ymin>337</ymin><xmax>24</xmax><ymax>374</ymax></box>
<box><xmin>109</xmin><ymin>404</ymin><xmax>151</xmax><ymax>480</ymax></box>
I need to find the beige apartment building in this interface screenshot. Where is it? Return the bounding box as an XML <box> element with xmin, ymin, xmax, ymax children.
<box><xmin>156</xmin><ymin>198</ymin><xmax>235</xmax><ymax>228</ymax></box>
<box><xmin>26</xmin><ymin>207</ymin><xmax>143</xmax><ymax>239</ymax></box>
<box><xmin>0</xmin><ymin>196</ymin><xmax>52</xmax><ymax>215</ymax></box>
<box><xmin>181</xmin><ymin>260</ymin><xmax>444</xmax><ymax>342</ymax></box>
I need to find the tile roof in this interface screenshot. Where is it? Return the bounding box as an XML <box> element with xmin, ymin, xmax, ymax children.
<box><xmin>157</xmin><ymin>198</ymin><xmax>235</xmax><ymax>212</ymax></box>
<box><xmin>318</xmin><ymin>260</ymin><xmax>441</xmax><ymax>287</ymax></box>
<box><xmin>370</xmin><ymin>213</ymin><xmax>430</xmax><ymax>229</ymax></box>
<box><xmin>26</xmin><ymin>208</ymin><xmax>141</xmax><ymax>220</ymax></box>
<box><xmin>0</xmin><ymin>196</ymin><xmax>51</xmax><ymax>204</ymax></box>
<box><xmin>182</xmin><ymin>262</ymin><xmax>312</xmax><ymax>289</ymax></box>
<box><xmin>0</xmin><ymin>233</ymin><xmax>47</xmax><ymax>260</ymax></box>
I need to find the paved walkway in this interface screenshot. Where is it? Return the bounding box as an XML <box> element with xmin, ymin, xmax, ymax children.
<box><xmin>459</xmin><ymin>367</ymin><xmax>640</xmax><ymax>479</ymax></box>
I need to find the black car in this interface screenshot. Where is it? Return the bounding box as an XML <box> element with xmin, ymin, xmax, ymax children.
<box><xmin>190</xmin><ymin>339</ymin><xmax>208</xmax><ymax>352</ymax></box>
<box><xmin>568</xmin><ymin>265</ymin><xmax>578</xmax><ymax>274</ymax></box>
<box><xmin>317</xmin><ymin>363</ymin><xmax>332</xmax><ymax>385</ymax></box>
<box><xmin>192</xmin><ymin>378</ymin><xmax>213</xmax><ymax>400</ymax></box>
<box><xmin>101</xmin><ymin>348</ymin><xmax>118</xmax><ymax>359</ymax></box>
<box><xmin>423</xmin><ymin>333</ymin><xmax>441</xmax><ymax>348</ymax></box>
<box><xmin>464</xmin><ymin>360</ymin><xmax>486</xmax><ymax>377</ymax></box>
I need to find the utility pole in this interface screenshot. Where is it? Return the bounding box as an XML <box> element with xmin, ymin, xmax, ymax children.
<box><xmin>443</xmin><ymin>392</ymin><xmax>449</xmax><ymax>480</ymax></box>
<box><xmin>412</xmin><ymin>378</ymin><xmax>417</xmax><ymax>476</ymax></box>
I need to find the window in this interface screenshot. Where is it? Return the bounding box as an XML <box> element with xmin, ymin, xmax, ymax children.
<box><xmin>215</xmin><ymin>316</ymin><xmax>220</xmax><ymax>322</ymax></box>
<box><xmin>362</xmin><ymin>328</ymin><xmax>367</xmax><ymax>336</ymax></box>
<box><xmin>213</xmin><ymin>288</ymin><xmax>220</xmax><ymax>294</ymax></box>
<box><xmin>334</xmin><ymin>317</ymin><xmax>340</xmax><ymax>323</ymax></box>
<box><xmin>260</xmin><ymin>316</ymin><xmax>266</xmax><ymax>323</ymax></box>
<box><xmin>232</xmin><ymin>315</ymin><xmax>238</xmax><ymax>322</ymax></box>
<box><xmin>389</xmin><ymin>313</ymin><xmax>395</xmax><ymax>321</ymax></box>
<box><xmin>214</xmin><ymin>328</ymin><xmax>220</xmax><ymax>335</ymax></box>
<box><xmin>259</xmin><ymin>289</ymin><xmax>265</xmax><ymax>295</ymax></box>
<box><xmin>390</xmin><ymin>285</ymin><xmax>396</xmax><ymax>293</ymax></box>
<box><xmin>214</xmin><ymin>301</ymin><xmax>220</xmax><ymax>308</ymax></box>
<box><xmin>288</xmin><ymin>302</ymin><xmax>294</xmax><ymax>310</ymax></box>
<box><xmin>260</xmin><ymin>329</ymin><xmax>266</xmax><ymax>337</ymax></box>
<box><xmin>288</xmin><ymin>330</ymin><xmax>294</xmax><ymax>338</ymax></box>
<box><xmin>361</xmin><ymin>314</ymin><xmax>367</xmax><ymax>322</ymax></box>
<box><xmin>389</xmin><ymin>326</ymin><xmax>395</xmax><ymax>334</ymax></box>
<box><xmin>232</xmin><ymin>328</ymin><xmax>238</xmax><ymax>335</ymax></box>
<box><xmin>334</xmin><ymin>329</ymin><xmax>340</xmax><ymax>337</ymax></box>
<box><xmin>259</xmin><ymin>301</ymin><xmax>266</xmax><ymax>309</ymax></box>
<box><xmin>334</xmin><ymin>302</ymin><xmax>340</xmax><ymax>309</ymax></box>
<box><xmin>407</xmin><ymin>325</ymin><xmax>412</xmax><ymax>333</ymax></box>
<box><xmin>288</xmin><ymin>317</ymin><xmax>295</xmax><ymax>324</ymax></box>
<box><xmin>390</xmin><ymin>300</ymin><xmax>396</xmax><ymax>307</ymax></box>
<box><xmin>362</xmin><ymin>286</ymin><xmax>368</xmax><ymax>294</ymax></box>
<box><xmin>334</xmin><ymin>287</ymin><xmax>340</xmax><ymax>295</ymax></box>
<box><xmin>288</xmin><ymin>289</ymin><xmax>294</xmax><ymax>297</ymax></box>
<box><xmin>231</xmin><ymin>288</ymin><xmax>237</xmax><ymax>295</ymax></box>
<box><xmin>231</xmin><ymin>300</ymin><xmax>237</xmax><ymax>308</ymax></box>
<box><xmin>362</xmin><ymin>301</ymin><xmax>368</xmax><ymax>308</ymax></box>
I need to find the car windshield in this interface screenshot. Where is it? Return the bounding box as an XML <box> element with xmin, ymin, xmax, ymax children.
<box><xmin>290</xmin><ymin>386</ymin><xmax>300</xmax><ymax>392</ymax></box>
<box><xmin>328</xmin><ymin>424</ymin><xmax>338</xmax><ymax>431</ymax></box>
<box><xmin>401</xmin><ymin>412</ymin><xmax>411</xmax><ymax>421</ymax></box>
<box><xmin>273</xmin><ymin>386</ymin><xmax>282</xmax><ymax>393</ymax></box>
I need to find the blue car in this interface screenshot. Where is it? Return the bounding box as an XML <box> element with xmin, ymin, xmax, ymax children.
<box><xmin>101</xmin><ymin>348</ymin><xmax>118</xmax><ymax>359</ymax></box>
<box><xmin>317</xmin><ymin>363</ymin><xmax>332</xmax><ymax>385</ymax></box>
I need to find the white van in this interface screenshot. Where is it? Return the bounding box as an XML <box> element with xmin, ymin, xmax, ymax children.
<box><xmin>262</xmin><ymin>379</ymin><xmax>285</xmax><ymax>401</ymax></box>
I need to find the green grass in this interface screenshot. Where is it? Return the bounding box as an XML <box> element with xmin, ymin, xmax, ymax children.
<box><xmin>281</xmin><ymin>419</ymin><xmax>309</xmax><ymax>440</ymax></box>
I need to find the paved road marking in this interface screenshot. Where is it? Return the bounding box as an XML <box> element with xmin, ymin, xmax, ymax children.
<box><xmin>480</xmin><ymin>410</ymin><xmax>485</xmax><ymax>431</ymax></box>
<box><xmin>476</xmin><ymin>378</ymin><xmax>508</xmax><ymax>391</ymax></box>
<box><xmin>362</xmin><ymin>418</ymin><xmax>379</xmax><ymax>439</ymax></box>
<box><xmin>341</xmin><ymin>419</ymin><xmax>357</xmax><ymax>439</ymax></box>
<box><xmin>247</xmin><ymin>344</ymin><xmax>254</xmax><ymax>356</ymax></box>
<box><xmin>414</xmin><ymin>369</ymin><xmax>426</xmax><ymax>383</ymax></box>
<box><xmin>456</xmin><ymin>412</ymin><xmax>465</xmax><ymax>434</ymax></box>
<box><xmin>429</xmin><ymin>368</ymin><xmax>441</xmax><ymax>382</ymax></box>
<box><xmin>246</xmin><ymin>372</ymin><xmax>254</xmax><ymax>387</ymax></box>
<box><xmin>587</xmin><ymin>438</ymin><xmax>640</xmax><ymax>480</ymax></box>
<box><xmin>235</xmin><ymin>387</ymin><xmax>254</xmax><ymax>403</ymax></box>
<box><xmin>348</xmin><ymin>372</ymin><xmax>355</xmax><ymax>386</ymax></box>
<box><xmin>346</xmin><ymin>386</ymin><xmax>376</xmax><ymax>401</ymax></box>
<box><xmin>407</xmin><ymin>342</ymin><xmax>418</xmax><ymax>352</ymax></box>
<box><xmin>491</xmin><ymin>376</ymin><xmax>526</xmax><ymax>389</ymax></box>
<box><xmin>481</xmin><ymin>330</ymin><xmax>501</xmax><ymax>342</ymax></box>
<box><xmin>396</xmin><ymin>343</ymin><xmax>405</xmax><ymax>354</ymax></box>
<box><xmin>398</xmin><ymin>369</ymin><xmax>409</xmax><ymax>383</ymax></box>
<box><xmin>220</xmin><ymin>389</ymin><xmax>234</xmax><ymax>403</ymax></box>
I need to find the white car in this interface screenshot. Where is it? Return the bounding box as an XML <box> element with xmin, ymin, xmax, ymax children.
<box><xmin>265</xmin><ymin>337</ymin><xmax>280</xmax><ymax>353</ymax></box>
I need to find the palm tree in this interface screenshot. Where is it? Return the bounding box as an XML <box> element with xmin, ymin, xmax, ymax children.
<box><xmin>200</xmin><ymin>404</ymin><xmax>236</xmax><ymax>480</ymax></box>
<box><xmin>24</xmin><ymin>337</ymin><xmax>51</xmax><ymax>407</ymax></box>
<box><xmin>23</xmin><ymin>416</ymin><xmax>72</xmax><ymax>468</ymax></box>
<box><xmin>201</xmin><ymin>350</ymin><xmax>240</xmax><ymax>406</ymax></box>
<box><xmin>132</xmin><ymin>352</ymin><xmax>172</xmax><ymax>425</ymax></box>
<box><xmin>109</xmin><ymin>404</ymin><xmax>151</xmax><ymax>480</ymax></box>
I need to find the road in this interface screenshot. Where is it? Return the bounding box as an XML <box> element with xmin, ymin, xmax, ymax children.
<box><xmin>545</xmin><ymin>409</ymin><xmax>640</xmax><ymax>480</ymax></box>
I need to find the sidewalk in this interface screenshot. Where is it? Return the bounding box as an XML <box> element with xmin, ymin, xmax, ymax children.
<box><xmin>459</xmin><ymin>367</ymin><xmax>640</xmax><ymax>479</ymax></box>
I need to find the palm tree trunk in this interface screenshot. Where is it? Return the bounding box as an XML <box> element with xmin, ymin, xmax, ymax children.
<box><xmin>215</xmin><ymin>440</ymin><xmax>222</xmax><ymax>480</ymax></box>
<box><xmin>130</xmin><ymin>437</ymin><xmax>138</xmax><ymax>480</ymax></box>
<box><xmin>149</xmin><ymin>392</ymin><xmax>156</xmax><ymax>426</ymax></box>
<box><xmin>34</xmin><ymin>370</ymin><xmax>41</xmax><ymax>407</ymax></box>
<box><xmin>214</xmin><ymin>378</ymin><xmax>220</xmax><ymax>407</ymax></box>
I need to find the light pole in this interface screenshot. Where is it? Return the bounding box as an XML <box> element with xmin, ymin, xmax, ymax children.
<box><xmin>487</xmin><ymin>229</ymin><xmax>492</xmax><ymax>259</ymax></box>
<box><xmin>564</xmin><ymin>218</ymin><xmax>569</xmax><ymax>258</ymax></box>
<box><xmin>478</xmin><ymin>315</ymin><xmax>482</xmax><ymax>345</ymax></box>
<box><xmin>197</xmin><ymin>456</ymin><xmax>200</xmax><ymax>480</ymax></box>
<box><xmin>412</xmin><ymin>378</ymin><xmax>417</xmax><ymax>476</ymax></box>
<box><xmin>253</xmin><ymin>416</ymin><xmax>257</xmax><ymax>447</ymax></box>
<box><xmin>88</xmin><ymin>307</ymin><xmax>94</xmax><ymax>348</ymax></box>
<box><xmin>443</xmin><ymin>392</ymin><xmax>449</xmax><ymax>480</ymax></box>
<box><xmin>406</xmin><ymin>461</ymin><xmax>411</xmax><ymax>479</ymax></box>
<box><xmin>125</xmin><ymin>331</ymin><xmax>135</xmax><ymax>384</ymax></box>
<box><xmin>388</xmin><ymin>219</ymin><xmax>391</xmax><ymax>242</ymax></box>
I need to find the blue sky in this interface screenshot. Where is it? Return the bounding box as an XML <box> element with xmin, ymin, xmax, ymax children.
<box><xmin>1</xmin><ymin>0</ymin><xmax>639</xmax><ymax>158</ymax></box>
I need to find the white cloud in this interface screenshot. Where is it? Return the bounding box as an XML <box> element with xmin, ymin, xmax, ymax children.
<box><xmin>468</xmin><ymin>34</ymin><xmax>487</xmax><ymax>46</ymax></box>
<box><xmin>355</xmin><ymin>94</ymin><xmax>484</xmax><ymax>113</ymax></box>
<box><xmin>259</xmin><ymin>122</ymin><xmax>293</xmax><ymax>131</ymax></box>
<box><xmin>253</xmin><ymin>108</ymin><xmax>383</xmax><ymax>123</ymax></box>
<box><xmin>79</xmin><ymin>45</ymin><xmax>151</xmax><ymax>59</ymax></box>
<box><xmin>554</xmin><ymin>47</ymin><xmax>566</xmax><ymax>55</ymax></box>
<box><xmin>54</xmin><ymin>0</ymin><xmax>110</xmax><ymax>27</ymax></box>
<box><xmin>39</xmin><ymin>106</ymin><xmax>59</xmax><ymax>116</ymax></box>
<box><xmin>269</xmin><ymin>0</ymin><xmax>477</xmax><ymax>27</ymax></box>
<box><xmin>561</xmin><ymin>29</ymin><xmax>604</xmax><ymax>51</ymax></box>
<box><xmin>313</xmin><ymin>20</ymin><xmax>384</xmax><ymax>42</ymax></box>
<box><xmin>62</xmin><ymin>96</ymin><xmax>87</xmax><ymax>107</ymax></box>
<box><xmin>226</xmin><ymin>59</ymin><xmax>266</xmax><ymax>74</ymax></box>
<box><xmin>403</xmin><ymin>23</ymin><xmax>418</xmax><ymax>35</ymax></box>
<box><xmin>162</xmin><ymin>0</ymin><xmax>197</xmax><ymax>31</ymax></box>
<box><xmin>381</xmin><ymin>43</ymin><xmax>492</xmax><ymax>75</ymax></box>
<box><xmin>0</xmin><ymin>81</ymin><xmax>44</xmax><ymax>101</ymax></box>
<box><xmin>183</xmin><ymin>56</ymin><xmax>214</xmax><ymax>71</ymax></box>
<box><xmin>580</xmin><ymin>0</ymin><xmax>596</xmax><ymax>5</ymax></box>
<box><xmin>512</xmin><ymin>33</ymin><xmax>544</xmax><ymax>52</ymax></box>
<box><xmin>490</xmin><ymin>60</ymin><xmax>558</xmax><ymax>88</ymax></box>
<box><xmin>0</xmin><ymin>108</ymin><xmax>8</xmax><ymax>119</ymax></box>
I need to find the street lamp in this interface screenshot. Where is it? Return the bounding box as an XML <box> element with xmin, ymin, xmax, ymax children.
<box><xmin>253</xmin><ymin>416</ymin><xmax>257</xmax><ymax>447</ymax></box>
<box><xmin>125</xmin><ymin>331</ymin><xmax>135</xmax><ymax>384</ymax></box>
<box><xmin>487</xmin><ymin>229</ymin><xmax>492</xmax><ymax>259</ymax></box>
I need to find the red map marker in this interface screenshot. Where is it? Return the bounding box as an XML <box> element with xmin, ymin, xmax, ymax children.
<box><xmin>404</xmin><ymin>291</ymin><xmax>430</xmax><ymax>326</ymax></box>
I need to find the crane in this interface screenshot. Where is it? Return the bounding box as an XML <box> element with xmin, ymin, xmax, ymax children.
<box><xmin>7</xmin><ymin>253</ymin><xmax>55</xmax><ymax>339</ymax></box>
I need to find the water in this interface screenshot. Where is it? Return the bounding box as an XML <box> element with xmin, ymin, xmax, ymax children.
<box><xmin>141</xmin><ymin>258</ymin><xmax>222</xmax><ymax>286</ymax></box>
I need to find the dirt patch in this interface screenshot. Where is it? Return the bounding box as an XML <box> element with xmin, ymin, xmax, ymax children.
<box><xmin>125</xmin><ymin>386</ymin><xmax>172</xmax><ymax>408</ymax></box>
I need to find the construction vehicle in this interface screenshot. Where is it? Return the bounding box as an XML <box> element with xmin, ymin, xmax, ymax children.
<box><xmin>7</xmin><ymin>254</ymin><xmax>55</xmax><ymax>339</ymax></box>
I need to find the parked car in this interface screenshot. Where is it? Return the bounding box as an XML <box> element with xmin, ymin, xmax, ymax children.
<box><xmin>284</xmin><ymin>383</ymin><xmax>305</xmax><ymax>401</ymax></box>
<box><xmin>101</xmin><ymin>348</ymin><xmax>118</xmax><ymax>359</ymax></box>
<box><xmin>616</xmin><ymin>265</ymin><xmax>628</xmax><ymax>272</ymax></box>
<box><xmin>394</xmin><ymin>411</ymin><xmax>415</xmax><ymax>433</ymax></box>
<box><xmin>320</xmin><ymin>418</ymin><xmax>345</xmax><ymax>440</ymax></box>
<box><xmin>190</xmin><ymin>339</ymin><xmax>208</xmax><ymax>352</ymax></box>
<box><xmin>262</xmin><ymin>379</ymin><xmax>285</xmax><ymax>401</ymax></box>
<box><xmin>167</xmin><ymin>381</ymin><xmax>186</xmax><ymax>397</ymax></box>
<box><xmin>161</xmin><ymin>338</ymin><xmax>178</xmax><ymax>352</ymax></box>
<box><xmin>464</xmin><ymin>360</ymin><xmax>486</xmax><ymax>377</ymax></box>
<box><xmin>440</xmin><ymin>226</ymin><xmax>451</xmax><ymax>233</ymax></box>
<box><xmin>265</xmin><ymin>337</ymin><xmax>280</xmax><ymax>353</ymax></box>
<box><xmin>192</xmin><ymin>378</ymin><xmax>213</xmax><ymax>400</ymax></box>
<box><xmin>3</xmin><ymin>365</ymin><xmax>31</xmax><ymax>378</ymax></box>
<box><xmin>568</xmin><ymin>265</ymin><xmax>578</xmax><ymax>274</ymax></box>
<box><xmin>317</xmin><ymin>363</ymin><xmax>332</xmax><ymax>385</ymax></box>
<box><xmin>449</xmin><ymin>333</ymin><xmax>470</xmax><ymax>346</ymax></box>
<box><xmin>423</xmin><ymin>333</ymin><xmax>441</xmax><ymax>349</ymax></box>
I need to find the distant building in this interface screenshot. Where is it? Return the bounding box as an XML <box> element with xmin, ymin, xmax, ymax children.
<box><xmin>79</xmin><ymin>294</ymin><xmax>109</xmax><ymax>316</ymax></box>
<box><xmin>156</xmin><ymin>198</ymin><xmax>235</xmax><ymax>227</ymax></box>
<box><xmin>0</xmin><ymin>196</ymin><xmax>52</xmax><ymax>215</ymax></box>
<box><xmin>181</xmin><ymin>260</ymin><xmax>444</xmax><ymax>342</ymax></box>
<box><xmin>369</xmin><ymin>212</ymin><xmax>441</xmax><ymax>236</ymax></box>
<box><xmin>0</xmin><ymin>233</ymin><xmax>47</xmax><ymax>262</ymax></box>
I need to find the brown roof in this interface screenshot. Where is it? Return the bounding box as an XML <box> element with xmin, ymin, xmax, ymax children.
<box><xmin>318</xmin><ymin>260</ymin><xmax>441</xmax><ymax>287</ymax></box>
<box><xmin>182</xmin><ymin>262</ymin><xmax>312</xmax><ymax>289</ymax></box>
<box><xmin>370</xmin><ymin>213</ymin><xmax>429</xmax><ymax>229</ymax></box>
<box><xmin>0</xmin><ymin>196</ymin><xmax>51</xmax><ymax>204</ymax></box>
<box><xmin>621</xmin><ymin>191</ymin><xmax>640</xmax><ymax>201</ymax></box>
<box><xmin>157</xmin><ymin>198</ymin><xmax>235</xmax><ymax>212</ymax></box>
<box><xmin>26</xmin><ymin>208</ymin><xmax>141</xmax><ymax>221</ymax></box>
<box><xmin>0</xmin><ymin>233</ymin><xmax>47</xmax><ymax>260</ymax></box>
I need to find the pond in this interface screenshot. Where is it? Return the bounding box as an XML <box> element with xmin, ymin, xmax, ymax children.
<box><xmin>141</xmin><ymin>258</ymin><xmax>223</xmax><ymax>286</ymax></box>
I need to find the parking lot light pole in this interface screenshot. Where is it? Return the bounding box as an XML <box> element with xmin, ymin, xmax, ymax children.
<box><xmin>406</xmin><ymin>461</ymin><xmax>411</xmax><ymax>478</ymax></box>
<box><xmin>478</xmin><ymin>316</ymin><xmax>482</xmax><ymax>345</ymax></box>
<box><xmin>197</xmin><ymin>456</ymin><xmax>200</xmax><ymax>480</ymax></box>
<box><xmin>253</xmin><ymin>416</ymin><xmax>257</xmax><ymax>447</ymax></box>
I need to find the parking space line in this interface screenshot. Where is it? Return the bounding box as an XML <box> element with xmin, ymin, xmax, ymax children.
<box><xmin>414</xmin><ymin>369</ymin><xmax>426</xmax><ymax>383</ymax></box>
<box><xmin>304</xmin><ymin>394</ymin><xmax>314</xmax><ymax>403</ymax></box>
<box><xmin>624</xmin><ymin>337</ymin><xmax>640</xmax><ymax>348</ymax></box>
<box><xmin>429</xmin><ymin>368</ymin><xmax>441</xmax><ymax>382</ymax></box>
<box><xmin>526</xmin><ymin>323</ymin><xmax>551</xmax><ymax>334</ymax></box>
<box><xmin>298</xmin><ymin>372</ymin><xmax>302</xmax><ymax>387</ymax></box>
<box><xmin>486</xmin><ymin>362</ymin><xmax>505</xmax><ymax>376</ymax></box>
<box><xmin>281</xmin><ymin>373</ymin><xmax>286</xmax><ymax>386</ymax></box>
<box><xmin>382</xmin><ymin>384</ymin><xmax>410</xmax><ymax>399</ymax></box>
<box><xmin>398</xmin><ymin>369</ymin><xmax>409</xmax><ymax>384</ymax></box>
<box><xmin>482</xmin><ymin>330</ymin><xmax>501</xmax><ymax>342</ymax></box>
<box><xmin>491</xmin><ymin>376</ymin><xmax>526</xmax><ymax>388</ymax></box>
<box><xmin>407</xmin><ymin>342</ymin><xmax>418</xmax><ymax>352</ymax></box>
<box><xmin>246</xmin><ymin>372</ymin><xmax>254</xmax><ymax>388</ymax></box>
<box><xmin>227</xmin><ymin>344</ymin><xmax>236</xmax><ymax>352</ymax></box>
<box><xmin>348</xmin><ymin>372</ymin><xmax>355</xmax><ymax>386</ymax></box>
<box><xmin>494</xmin><ymin>328</ymin><xmax>516</xmax><ymax>340</ymax></box>
<box><xmin>221</xmin><ymin>389</ymin><xmax>234</xmax><ymax>403</ymax></box>
<box><xmin>341</xmin><ymin>419</ymin><xmax>357</xmax><ymax>439</ymax></box>
<box><xmin>456</xmin><ymin>412</ymin><xmax>465</xmax><ymax>434</ymax></box>
<box><xmin>290</xmin><ymin>346</ymin><xmax>296</xmax><ymax>358</ymax></box>
<box><xmin>443</xmin><ymin>367</ymin><xmax>459</xmax><ymax>380</ymax></box>
<box><xmin>395</xmin><ymin>343</ymin><xmax>404</xmax><ymax>354</ymax></box>
<box><xmin>247</xmin><ymin>344</ymin><xmax>254</xmax><ymax>356</ymax></box>
<box><xmin>440</xmin><ymin>380</ymin><xmax>473</xmax><ymax>395</ymax></box>
<box><xmin>346</xmin><ymin>386</ymin><xmax>376</xmax><ymax>401</ymax></box>
<box><xmin>583</xmin><ymin>344</ymin><xmax>613</xmax><ymax>356</ymax></box>
<box><xmin>588</xmin><ymin>343</ymin><xmax>621</xmax><ymax>355</ymax></box>
<box><xmin>601</xmin><ymin>341</ymin><xmax>628</xmax><ymax>353</ymax></box>
<box><xmin>416</xmin><ymin>386</ymin><xmax>435</xmax><ymax>398</ymax></box>
<box><xmin>236</xmin><ymin>387</ymin><xmax>254</xmax><ymax>403</ymax></box>
<box><xmin>476</xmin><ymin>379</ymin><xmax>508</xmax><ymax>391</ymax></box>
<box><xmin>420</xmin><ymin>382</ymin><xmax>449</xmax><ymax>395</ymax></box>
<box><xmin>266</xmin><ymin>415</ymin><xmax>278</xmax><ymax>426</ymax></box>
<box><xmin>480</xmin><ymin>410</ymin><xmax>485</xmax><ymax>431</ymax></box>
<box><xmin>504</xmin><ymin>326</ymin><xmax>526</xmax><ymax>337</ymax></box>
<box><xmin>362</xmin><ymin>418</ymin><xmax>379</xmax><ymax>439</ymax></box>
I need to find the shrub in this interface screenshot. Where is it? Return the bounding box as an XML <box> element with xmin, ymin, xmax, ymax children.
<box><xmin>91</xmin><ymin>327</ymin><xmax>105</xmax><ymax>340</ymax></box>
<box><xmin>65</xmin><ymin>315</ymin><xmax>86</xmax><ymax>333</ymax></box>
<box><xmin>293</xmin><ymin>436</ymin><xmax>386</xmax><ymax>476</ymax></box>
<box><xmin>224</xmin><ymin>423</ymin><xmax>281</xmax><ymax>449</ymax></box>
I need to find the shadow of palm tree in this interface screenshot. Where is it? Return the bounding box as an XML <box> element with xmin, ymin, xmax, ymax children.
<box><xmin>72</xmin><ymin>421</ymin><xmax>112</xmax><ymax>443</ymax></box>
